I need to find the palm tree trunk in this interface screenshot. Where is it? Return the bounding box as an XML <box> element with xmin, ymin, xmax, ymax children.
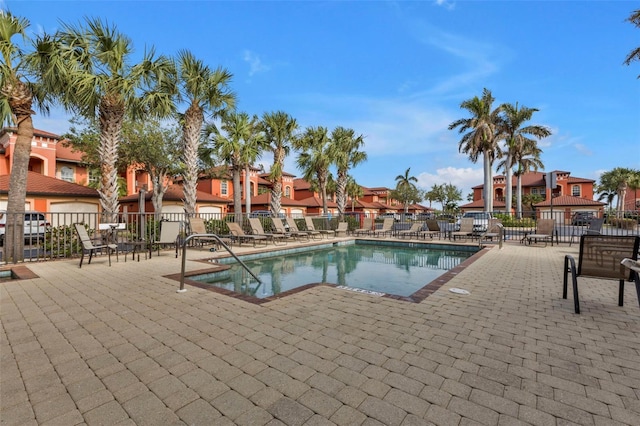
<box><xmin>516</xmin><ymin>174</ymin><xmax>523</xmax><ymax>219</ymax></box>
<box><xmin>270</xmin><ymin>147</ymin><xmax>285</xmax><ymax>217</ymax></box>
<box><xmin>232</xmin><ymin>166</ymin><xmax>242</xmax><ymax>223</ymax></box>
<box><xmin>182</xmin><ymin>104</ymin><xmax>204</xmax><ymax>215</ymax></box>
<box><xmin>483</xmin><ymin>151</ymin><xmax>493</xmax><ymax>212</ymax></box>
<box><xmin>98</xmin><ymin>96</ymin><xmax>125</xmax><ymax>222</ymax></box>
<box><xmin>5</xmin><ymin>110</ymin><xmax>34</xmax><ymax>262</ymax></box>
<box><xmin>505</xmin><ymin>154</ymin><xmax>513</xmax><ymax>215</ymax></box>
<box><xmin>245</xmin><ymin>165</ymin><xmax>252</xmax><ymax>218</ymax></box>
<box><xmin>336</xmin><ymin>170</ymin><xmax>347</xmax><ymax>217</ymax></box>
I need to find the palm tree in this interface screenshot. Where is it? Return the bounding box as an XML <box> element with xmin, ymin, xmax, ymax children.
<box><xmin>295</xmin><ymin>126</ymin><xmax>332</xmax><ymax>215</ymax></box>
<box><xmin>512</xmin><ymin>144</ymin><xmax>543</xmax><ymax>218</ymax></box>
<box><xmin>496</xmin><ymin>102</ymin><xmax>551</xmax><ymax>215</ymax></box>
<box><xmin>0</xmin><ymin>12</ymin><xmax>53</xmax><ymax>261</ymax></box>
<box><xmin>261</xmin><ymin>111</ymin><xmax>298</xmax><ymax>216</ymax></box>
<box><xmin>449</xmin><ymin>88</ymin><xmax>502</xmax><ymax>212</ymax></box>
<box><xmin>394</xmin><ymin>168</ymin><xmax>418</xmax><ymax>214</ymax></box>
<box><xmin>329</xmin><ymin>127</ymin><xmax>367</xmax><ymax>218</ymax></box>
<box><xmin>43</xmin><ymin>18</ymin><xmax>176</xmax><ymax>220</ymax></box>
<box><xmin>596</xmin><ymin>187</ymin><xmax>616</xmax><ymax>213</ymax></box>
<box><xmin>598</xmin><ymin>167</ymin><xmax>640</xmax><ymax>217</ymax></box>
<box><xmin>238</xmin><ymin>114</ymin><xmax>267</xmax><ymax>218</ymax></box>
<box><xmin>345</xmin><ymin>176</ymin><xmax>363</xmax><ymax>212</ymax></box>
<box><xmin>208</xmin><ymin>111</ymin><xmax>251</xmax><ymax>223</ymax></box>
<box><xmin>176</xmin><ymin>50</ymin><xmax>235</xmax><ymax>214</ymax></box>
<box><xmin>624</xmin><ymin>9</ymin><xmax>640</xmax><ymax>78</ymax></box>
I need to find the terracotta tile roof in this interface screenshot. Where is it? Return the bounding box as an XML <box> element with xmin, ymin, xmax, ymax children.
<box><xmin>459</xmin><ymin>199</ymin><xmax>506</xmax><ymax>209</ymax></box>
<box><xmin>534</xmin><ymin>195</ymin><xmax>605</xmax><ymax>207</ymax></box>
<box><xmin>296</xmin><ymin>196</ymin><xmax>338</xmax><ymax>208</ymax></box>
<box><xmin>119</xmin><ymin>184</ymin><xmax>229</xmax><ymax>203</ymax></box>
<box><xmin>566</xmin><ymin>176</ymin><xmax>595</xmax><ymax>184</ymax></box>
<box><xmin>293</xmin><ymin>178</ymin><xmax>311</xmax><ymax>190</ymax></box>
<box><xmin>260</xmin><ymin>171</ymin><xmax>296</xmax><ymax>178</ymax></box>
<box><xmin>0</xmin><ymin>171</ymin><xmax>99</xmax><ymax>198</ymax></box>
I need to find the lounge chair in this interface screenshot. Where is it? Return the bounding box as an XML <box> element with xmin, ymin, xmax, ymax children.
<box><xmin>526</xmin><ymin>219</ymin><xmax>557</xmax><ymax>246</ymax></box>
<box><xmin>335</xmin><ymin>221</ymin><xmax>348</xmax><ymax>237</ymax></box>
<box><xmin>570</xmin><ymin>217</ymin><xmax>604</xmax><ymax>246</ymax></box>
<box><xmin>249</xmin><ymin>218</ymin><xmax>287</xmax><ymax>245</ymax></box>
<box><xmin>397</xmin><ymin>222</ymin><xmax>423</xmax><ymax>239</ymax></box>
<box><xmin>270</xmin><ymin>218</ymin><xmax>296</xmax><ymax>241</ymax></box>
<box><xmin>188</xmin><ymin>217</ymin><xmax>230</xmax><ymax>250</ymax></box>
<box><xmin>305</xmin><ymin>217</ymin><xmax>335</xmax><ymax>239</ymax></box>
<box><xmin>563</xmin><ymin>235</ymin><xmax>640</xmax><ymax>313</ymax></box>
<box><xmin>478</xmin><ymin>218</ymin><xmax>503</xmax><ymax>248</ymax></box>
<box><xmin>419</xmin><ymin>219</ymin><xmax>441</xmax><ymax>240</ymax></box>
<box><xmin>226</xmin><ymin>221</ymin><xmax>268</xmax><ymax>247</ymax></box>
<box><xmin>155</xmin><ymin>221</ymin><xmax>182</xmax><ymax>257</ymax></box>
<box><xmin>451</xmin><ymin>218</ymin><xmax>474</xmax><ymax>241</ymax></box>
<box><xmin>285</xmin><ymin>217</ymin><xmax>310</xmax><ymax>240</ymax></box>
<box><xmin>74</xmin><ymin>223</ymin><xmax>118</xmax><ymax>268</ymax></box>
<box><xmin>299</xmin><ymin>217</ymin><xmax>321</xmax><ymax>240</ymax></box>
<box><xmin>353</xmin><ymin>217</ymin><xmax>373</xmax><ymax>236</ymax></box>
<box><xmin>371</xmin><ymin>218</ymin><xmax>394</xmax><ymax>237</ymax></box>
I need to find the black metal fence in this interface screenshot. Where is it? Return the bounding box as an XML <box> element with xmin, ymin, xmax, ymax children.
<box><xmin>0</xmin><ymin>210</ymin><xmax>638</xmax><ymax>264</ymax></box>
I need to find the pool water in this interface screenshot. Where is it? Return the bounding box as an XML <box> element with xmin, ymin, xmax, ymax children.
<box><xmin>191</xmin><ymin>242</ymin><xmax>475</xmax><ymax>299</ymax></box>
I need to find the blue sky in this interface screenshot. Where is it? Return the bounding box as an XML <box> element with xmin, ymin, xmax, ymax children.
<box><xmin>5</xmin><ymin>0</ymin><xmax>640</xmax><ymax>201</ymax></box>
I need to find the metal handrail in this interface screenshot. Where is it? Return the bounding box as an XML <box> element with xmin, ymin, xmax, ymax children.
<box><xmin>178</xmin><ymin>233</ymin><xmax>262</xmax><ymax>293</ymax></box>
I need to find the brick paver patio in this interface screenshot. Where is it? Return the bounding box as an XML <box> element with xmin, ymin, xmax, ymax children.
<box><xmin>1</xmin><ymin>239</ymin><xmax>639</xmax><ymax>425</ymax></box>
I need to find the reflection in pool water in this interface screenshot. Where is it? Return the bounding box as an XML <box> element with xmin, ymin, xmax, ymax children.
<box><xmin>191</xmin><ymin>242</ymin><xmax>475</xmax><ymax>299</ymax></box>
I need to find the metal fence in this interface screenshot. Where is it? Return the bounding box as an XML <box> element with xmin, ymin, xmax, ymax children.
<box><xmin>0</xmin><ymin>210</ymin><xmax>638</xmax><ymax>264</ymax></box>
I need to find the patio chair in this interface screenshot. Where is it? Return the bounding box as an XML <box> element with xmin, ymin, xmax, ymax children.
<box><xmin>305</xmin><ymin>217</ymin><xmax>335</xmax><ymax>239</ymax></box>
<box><xmin>563</xmin><ymin>235</ymin><xmax>640</xmax><ymax>314</ymax></box>
<box><xmin>353</xmin><ymin>217</ymin><xmax>373</xmax><ymax>236</ymax></box>
<box><xmin>74</xmin><ymin>223</ymin><xmax>118</xmax><ymax>268</ymax></box>
<box><xmin>419</xmin><ymin>219</ymin><xmax>441</xmax><ymax>240</ymax></box>
<box><xmin>371</xmin><ymin>218</ymin><xmax>394</xmax><ymax>237</ymax></box>
<box><xmin>451</xmin><ymin>218</ymin><xmax>474</xmax><ymax>241</ymax></box>
<box><xmin>569</xmin><ymin>217</ymin><xmax>604</xmax><ymax>246</ymax></box>
<box><xmin>526</xmin><ymin>219</ymin><xmax>557</xmax><ymax>246</ymax></box>
<box><xmin>188</xmin><ymin>217</ymin><xmax>230</xmax><ymax>251</ymax></box>
<box><xmin>249</xmin><ymin>218</ymin><xmax>287</xmax><ymax>245</ymax></box>
<box><xmin>335</xmin><ymin>221</ymin><xmax>348</xmax><ymax>237</ymax></box>
<box><xmin>285</xmin><ymin>217</ymin><xmax>310</xmax><ymax>240</ymax></box>
<box><xmin>282</xmin><ymin>217</ymin><xmax>310</xmax><ymax>241</ymax></box>
<box><xmin>226</xmin><ymin>221</ymin><xmax>268</xmax><ymax>247</ymax></box>
<box><xmin>271</xmin><ymin>218</ymin><xmax>296</xmax><ymax>241</ymax></box>
<box><xmin>299</xmin><ymin>217</ymin><xmax>322</xmax><ymax>240</ymax></box>
<box><xmin>155</xmin><ymin>221</ymin><xmax>182</xmax><ymax>257</ymax></box>
<box><xmin>396</xmin><ymin>222</ymin><xmax>423</xmax><ymax>239</ymax></box>
<box><xmin>478</xmin><ymin>219</ymin><xmax>503</xmax><ymax>248</ymax></box>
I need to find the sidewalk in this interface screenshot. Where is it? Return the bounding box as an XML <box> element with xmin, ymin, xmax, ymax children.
<box><xmin>1</xmin><ymin>240</ymin><xmax>639</xmax><ymax>425</ymax></box>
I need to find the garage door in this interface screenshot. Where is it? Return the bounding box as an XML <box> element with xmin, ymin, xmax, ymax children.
<box><xmin>291</xmin><ymin>209</ymin><xmax>303</xmax><ymax>218</ymax></box>
<box><xmin>49</xmin><ymin>201</ymin><xmax>99</xmax><ymax>229</ymax></box>
<box><xmin>198</xmin><ymin>206</ymin><xmax>223</xmax><ymax>220</ymax></box>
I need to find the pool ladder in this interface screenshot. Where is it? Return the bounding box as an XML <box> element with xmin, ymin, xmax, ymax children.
<box><xmin>177</xmin><ymin>233</ymin><xmax>262</xmax><ymax>293</ymax></box>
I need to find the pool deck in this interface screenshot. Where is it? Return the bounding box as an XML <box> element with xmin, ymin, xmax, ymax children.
<box><xmin>1</xmin><ymin>237</ymin><xmax>639</xmax><ymax>425</ymax></box>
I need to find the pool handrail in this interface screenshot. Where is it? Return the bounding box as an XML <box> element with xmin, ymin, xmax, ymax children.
<box><xmin>178</xmin><ymin>233</ymin><xmax>262</xmax><ymax>292</ymax></box>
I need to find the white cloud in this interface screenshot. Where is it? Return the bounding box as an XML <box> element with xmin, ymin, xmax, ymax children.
<box><xmin>243</xmin><ymin>50</ymin><xmax>270</xmax><ymax>77</ymax></box>
<box><xmin>434</xmin><ymin>0</ymin><xmax>455</xmax><ymax>11</ymax></box>
<box><xmin>416</xmin><ymin>166</ymin><xmax>483</xmax><ymax>198</ymax></box>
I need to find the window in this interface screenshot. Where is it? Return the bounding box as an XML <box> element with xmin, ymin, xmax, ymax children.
<box><xmin>88</xmin><ymin>169</ymin><xmax>99</xmax><ymax>185</ymax></box>
<box><xmin>572</xmin><ymin>185</ymin><xmax>581</xmax><ymax>197</ymax></box>
<box><xmin>531</xmin><ymin>188</ymin><xmax>538</xmax><ymax>195</ymax></box>
<box><xmin>221</xmin><ymin>180</ymin><xmax>228</xmax><ymax>196</ymax></box>
<box><xmin>285</xmin><ymin>186</ymin><xmax>291</xmax><ymax>198</ymax></box>
<box><xmin>60</xmin><ymin>166</ymin><xmax>74</xmax><ymax>182</ymax></box>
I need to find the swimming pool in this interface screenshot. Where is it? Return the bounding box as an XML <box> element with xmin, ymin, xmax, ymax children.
<box><xmin>186</xmin><ymin>240</ymin><xmax>478</xmax><ymax>300</ymax></box>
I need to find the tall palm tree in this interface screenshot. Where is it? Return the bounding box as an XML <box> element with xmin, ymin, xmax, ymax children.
<box><xmin>43</xmin><ymin>18</ymin><xmax>176</xmax><ymax>220</ymax></box>
<box><xmin>598</xmin><ymin>167</ymin><xmax>640</xmax><ymax>217</ymax></box>
<box><xmin>329</xmin><ymin>127</ymin><xmax>367</xmax><ymax>218</ymax></box>
<box><xmin>624</xmin><ymin>9</ymin><xmax>640</xmax><ymax>78</ymax></box>
<box><xmin>512</xmin><ymin>144</ymin><xmax>543</xmax><ymax>218</ymax></box>
<box><xmin>345</xmin><ymin>176</ymin><xmax>363</xmax><ymax>212</ymax></box>
<box><xmin>208</xmin><ymin>111</ymin><xmax>251</xmax><ymax>223</ymax></box>
<box><xmin>449</xmin><ymin>88</ymin><xmax>502</xmax><ymax>212</ymax></box>
<box><xmin>0</xmin><ymin>12</ymin><xmax>52</xmax><ymax>261</ymax></box>
<box><xmin>496</xmin><ymin>102</ymin><xmax>551</xmax><ymax>215</ymax></box>
<box><xmin>295</xmin><ymin>126</ymin><xmax>332</xmax><ymax>215</ymax></box>
<box><xmin>394</xmin><ymin>167</ymin><xmax>418</xmax><ymax>214</ymax></box>
<box><xmin>261</xmin><ymin>111</ymin><xmax>298</xmax><ymax>216</ymax></box>
<box><xmin>176</xmin><ymin>50</ymin><xmax>235</xmax><ymax>214</ymax></box>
